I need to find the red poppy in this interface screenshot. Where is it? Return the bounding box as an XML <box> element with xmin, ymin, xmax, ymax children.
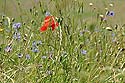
<box><xmin>40</xmin><ymin>16</ymin><xmax>59</xmax><ymax>32</ymax></box>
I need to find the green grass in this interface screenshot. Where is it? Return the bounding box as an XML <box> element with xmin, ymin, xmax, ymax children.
<box><xmin>0</xmin><ymin>0</ymin><xmax>125</xmax><ymax>83</ymax></box>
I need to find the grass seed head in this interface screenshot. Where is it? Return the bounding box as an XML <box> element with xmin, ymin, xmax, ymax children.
<box><xmin>89</xmin><ymin>3</ymin><xmax>93</xmax><ymax>6</ymax></box>
<box><xmin>106</xmin><ymin>27</ymin><xmax>112</xmax><ymax>31</ymax></box>
<box><xmin>109</xmin><ymin>3</ymin><xmax>113</xmax><ymax>7</ymax></box>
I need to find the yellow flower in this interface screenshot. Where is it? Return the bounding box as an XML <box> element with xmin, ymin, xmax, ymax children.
<box><xmin>0</xmin><ymin>28</ymin><xmax>3</xmax><ymax>32</ymax></box>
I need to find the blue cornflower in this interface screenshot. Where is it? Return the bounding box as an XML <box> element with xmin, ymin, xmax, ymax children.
<box><xmin>41</xmin><ymin>56</ymin><xmax>47</xmax><ymax>59</ymax></box>
<box><xmin>5</xmin><ymin>45</ymin><xmax>12</xmax><ymax>52</ymax></box>
<box><xmin>111</xmin><ymin>33</ymin><xmax>116</xmax><ymax>42</ymax></box>
<box><xmin>31</xmin><ymin>40</ymin><xmax>42</xmax><ymax>53</ymax></box>
<box><xmin>13</xmin><ymin>31</ymin><xmax>21</xmax><ymax>40</ymax></box>
<box><xmin>32</xmin><ymin>41</ymin><xmax>37</xmax><ymax>47</ymax></box>
<box><xmin>12</xmin><ymin>23</ymin><xmax>21</xmax><ymax>30</ymax></box>
<box><xmin>18</xmin><ymin>53</ymin><xmax>23</xmax><ymax>58</ymax></box>
<box><xmin>32</xmin><ymin>48</ymin><xmax>39</xmax><ymax>53</ymax></box>
<box><xmin>112</xmin><ymin>33</ymin><xmax>115</xmax><ymax>37</ymax></box>
<box><xmin>81</xmin><ymin>50</ymin><xmax>87</xmax><ymax>55</ymax></box>
<box><xmin>32</xmin><ymin>40</ymin><xmax>42</xmax><ymax>47</ymax></box>
<box><xmin>46</xmin><ymin>70</ymin><xmax>52</xmax><ymax>75</ymax></box>
<box><xmin>45</xmin><ymin>11</ymin><xmax>50</xmax><ymax>16</ymax></box>
<box><xmin>26</xmin><ymin>54</ymin><xmax>30</xmax><ymax>59</ymax></box>
<box><xmin>37</xmin><ymin>40</ymin><xmax>42</xmax><ymax>45</ymax></box>
<box><xmin>106</xmin><ymin>11</ymin><xmax>115</xmax><ymax>16</ymax></box>
<box><xmin>80</xmin><ymin>31</ymin><xmax>83</xmax><ymax>36</ymax></box>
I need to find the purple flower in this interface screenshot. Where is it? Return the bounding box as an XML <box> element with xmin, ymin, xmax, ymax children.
<box><xmin>18</xmin><ymin>53</ymin><xmax>23</xmax><ymax>58</ymax></box>
<box><xmin>106</xmin><ymin>11</ymin><xmax>115</xmax><ymax>16</ymax></box>
<box><xmin>45</xmin><ymin>12</ymin><xmax>50</xmax><ymax>16</ymax></box>
<box><xmin>13</xmin><ymin>31</ymin><xmax>21</xmax><ymax>40</ymax></box>
<box><xmin>46</xmin><ymin>70</ymin><xmax>52</xmax><ymax>75</ymax></box>
<box><xmin>12</xmin><ymin>23</ymin><xmax>21</xmax><ymax>29</ymax></box>
<box><xmin>26</xmin><ymin>54</ymin><xmax>30</xmax><ymax>59</ymax></box>
<box><xmin>5</xmin><ymin>45</ymin><xmax>12</xmax><ymax>52</ymax></box>
<box><xmin>112</xmin><ymin>33</ymin><xmax>115</xmax><ymax>37</ymax></box>
<box><xmin>37</xmin><ymin>41</ymin><xmax>42</xmax><ymax>45</ymax></box>
<box><xmin>32</xmin><ymin>40</ymin><xmax>42</xmax><ymax>47</ymax></box>
<box><xmin>80</xmin><ymin>31</ymin><xmax>83</xmax><ymax>36</ymax></box>
<box><xmin>111</xmin><ymin>33</ymin><xmax>116</xmax><ymax>42</ymax></box>
<box><xmin>31</xmin><ymin>40</ymin><xmax>42</xmax><ymax>53</ymax></box>
<box><xmin>81</xmin><ymin>50</ymin><xmax>87</xmax><ymax>55</ymax></box>
<box><xmin>41</xmin><ymin>56</ymin><xmax>47</xmax><ymax>59</ymax></box>
<box><xmin>32</xmin><ymin>48</ymin><xmax>39</xmax><ymax>53</ymax></box>
<box><xmin>32</xmin><ymin>41</ymin><xmax>37</xmax><ymax>47</ymax></box>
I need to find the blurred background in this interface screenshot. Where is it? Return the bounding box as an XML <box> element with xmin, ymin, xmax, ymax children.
<box><xmin>0</xmin><ymin>0</ymin><xmax>125</xmax><ymax>25</ymax></box>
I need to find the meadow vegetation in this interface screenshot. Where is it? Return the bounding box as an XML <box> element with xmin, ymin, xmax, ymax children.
<box><xmin>0</xmin><ymin>0</ymin><xmax>125</xmax><ymax>83</ymax></box>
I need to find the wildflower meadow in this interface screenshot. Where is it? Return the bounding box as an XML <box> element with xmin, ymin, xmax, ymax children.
<box><xmin>0</xmin><ymin>0</ymin><xmax>125</xmax><ymax>83</ymax></box>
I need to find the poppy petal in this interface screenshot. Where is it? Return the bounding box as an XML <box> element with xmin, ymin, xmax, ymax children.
<box><xmin>56</xmin><ymin>22</ymin><xmax>59</xmax><ymax>26</ymax></box>
<box><xmin>40</xmin><ymin>22</ymin><xmax>50</xmax><ymax>32</ymax></box>
<box><xmin>51</xmin><ymin>22</ymin><xmax>59</xmax><ymax>31</ymax></box>
<box><xmin>40</xmin><ymin>15</ymin><xmax>59</xmax><ymax>32</ymax></box>
<box><xmin>40</xmin><ymin>26</ymin><xmax>47</xmax><ymax>32</ymax></box>
<box><xmin>44</xmin><ymin>22</ymin><xmax>50</xmax><ymax>27</ymax></box>
<box><xmin>45</xmin><ymin>16</ymin><xmax>51</xmax><ymax>20</ymax></box>
<box><xmin>51</xmin><ymin>17</ymin><xmax>59</xmax><ymax>31</ymax></box>
<box><xmin>51</xmin><ymin>24</ymin><xmax>56</xmax><ymax>31</ymax></box>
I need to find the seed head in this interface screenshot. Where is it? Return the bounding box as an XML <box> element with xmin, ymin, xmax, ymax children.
<box><xmin>89</xmin><ymin>3</ymin><xmax>93</xmax><ymax>6</ymax></box>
